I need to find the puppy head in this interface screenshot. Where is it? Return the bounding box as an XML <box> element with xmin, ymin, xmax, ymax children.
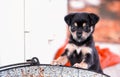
<box><xmin>64</xmin><ymin>12</ymin><xmax>99</xmax><ymax>42</ymax></box>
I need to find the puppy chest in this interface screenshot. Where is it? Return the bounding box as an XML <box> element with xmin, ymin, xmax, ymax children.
<box><xmin>67</xmin><ymin>46</ymin><xmax>92</xmax><ymax>57</ymax></box>
<box><xmin>68</xmin><ymin>49</ymin><xmax>82</xmax><ymax>65</ymax></box>
<box><xmin>75</xmin><ymin>47</ymin><xmax>82</xmax><ymax>54</ymax></box>
<box><xmin>75</xmin><ymin>46</ymin><xmax>92</xmax><ymax>55</ymax></box>
<box><xmin>65</xmin><ymin>44</ymin><xmax>92</xmax><ymax>56</ymax></box>
<box><xmin>68</xmin><ymin>47</ymin><xmax>93</xmax><ymax>65</ymax></box>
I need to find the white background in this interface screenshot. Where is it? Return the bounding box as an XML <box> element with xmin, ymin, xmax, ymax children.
<box><xmin>0</xmin><ymin>0</ymin><xmax>120</xmax><ymax>67</ymax></box>
<box><xmin>0</xmin><ymin>0</ymin><xmax>67</xmax><ymax>66</ymax></box>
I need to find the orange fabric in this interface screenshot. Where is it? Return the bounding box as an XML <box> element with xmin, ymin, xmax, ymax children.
<box><xmin>96</xmin><ymin>46</ymin><xmax>120</xmax><ymax>69</ymax></box>
<box><xmin>54</xmin><ymin>41</ymin><xmax>120</xmax><ymax>69</ymax></box>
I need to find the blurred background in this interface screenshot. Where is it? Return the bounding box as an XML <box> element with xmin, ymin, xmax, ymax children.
<box><xmin>0</xmin><ymin>0</ymin><xmax>120</xmax><ymax>77</ymax></box>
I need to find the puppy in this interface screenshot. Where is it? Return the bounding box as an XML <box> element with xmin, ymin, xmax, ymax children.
<box><xmin>51</xmin><ymin>12</ymin><xmax>103</xmax><ymax>74</ymax></box>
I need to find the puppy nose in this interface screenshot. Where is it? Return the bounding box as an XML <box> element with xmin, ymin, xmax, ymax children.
<box><xmin>77</xmin><ymin>31</ymin><xmax>82</xmax><ymax>38</ymax></box>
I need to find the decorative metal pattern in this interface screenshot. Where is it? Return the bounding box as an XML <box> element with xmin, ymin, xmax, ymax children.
<box><xmin>0</xmin><ymin>64</ymin><xmax>109</xmax><ymax>77</ymax></box>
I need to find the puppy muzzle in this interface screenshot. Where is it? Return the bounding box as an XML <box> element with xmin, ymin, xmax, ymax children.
<box><xmin>76</xmin><ymin>31</ymin><xmax>82</xmax><ymax>39</ymax></box>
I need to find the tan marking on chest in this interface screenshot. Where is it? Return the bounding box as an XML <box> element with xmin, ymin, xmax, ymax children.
<box><xmin>81</xmin><ymin>47</ymin><xmax>92</xmax><ymax>55</ymax></box>
<box><xmin>66</xmin><ymin>43</ymin><xmax>76</xmax><ymax>52</ymax></box>
<box><xmin>65</xmin><ymin>44</ymin><xmax>82</xmax><ymax>56</ymax></box>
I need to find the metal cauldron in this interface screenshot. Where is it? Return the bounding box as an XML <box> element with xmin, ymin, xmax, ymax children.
<box><xmin>0</xmin><ymin>57</ymin><xmax>110</xmax><ymax>77</ymax></box>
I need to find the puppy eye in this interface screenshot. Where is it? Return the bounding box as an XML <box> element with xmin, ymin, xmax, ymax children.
<box><xmin>83</xmin><ymin>23</ymin><xmax>86</xmax><ymax>27</ymax></box>
<box><xmin>74</xmin><ymin>22</ymin><xmax>78</xmax><ymax>27</ymax></box>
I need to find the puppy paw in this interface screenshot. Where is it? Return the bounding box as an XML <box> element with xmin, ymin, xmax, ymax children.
<box><xmin>73</xmin><ymin>62</ymin><xmax>89</xmax><ymax>69</ymax></box>
<box><xmin>51</xmin><ymin>60</ymin><xmax>63</xmax><ymax>65</ymax></box>
<box><xmin>51</xmin><ymin>56</ymin><xmax>68</xmax><ymax>66</ymax></box>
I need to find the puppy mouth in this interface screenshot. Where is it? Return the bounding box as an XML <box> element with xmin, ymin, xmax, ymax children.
<box><xmin>77</xmin><ymin>39</ymin><xmax>82</xmax><ymax>42</ymax></box>
<box><xmin>76</xmin><ymin>36</ymin><xmax>85</xmax><ymax>42</ymax></box>
<box><xmin>71</xmin><ymin>31</ymin><xmax>85</xmax><ymax>42</ymax></box>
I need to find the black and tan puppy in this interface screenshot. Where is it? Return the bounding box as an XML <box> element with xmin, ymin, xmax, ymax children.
<box><xmin>51</xmin><ymin>12</ymin><xmax>103</xmax><ymax>74</ymax></box>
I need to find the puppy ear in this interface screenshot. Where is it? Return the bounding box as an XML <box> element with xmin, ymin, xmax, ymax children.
<box><xmin>64</xmin><ymin>13</ymin><xmax>75</xmax><ymax>25</ymax></box>
<box><xmin>89</xmin><ymin>13</ymin><xmax>99</xmax><ymax>25</ymax></box>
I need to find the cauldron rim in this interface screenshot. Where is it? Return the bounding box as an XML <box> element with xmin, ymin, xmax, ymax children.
<box><xmin>0</xmin><ymin>63</ymin><xmax>109</xmax><ymax>77</ymax></box>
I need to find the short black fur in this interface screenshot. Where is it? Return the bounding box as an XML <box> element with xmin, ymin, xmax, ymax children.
<box><xmin>63</xmin><ymin>12</ymin><xmax>103</xmax><ymax>74</ymax></box>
